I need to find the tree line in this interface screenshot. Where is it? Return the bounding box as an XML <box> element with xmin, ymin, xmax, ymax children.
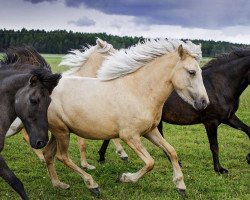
<box><xmin>0</xmin><ymin>28</ymin><xmax>249</xmax><ymax>57</ymax></box>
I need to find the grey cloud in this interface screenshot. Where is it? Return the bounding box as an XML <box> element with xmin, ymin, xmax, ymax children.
<box><xmin>64</xmin><ymin>0</ymin><xmax>250</xmax><ymax>29</ymax></box>
<box><xmin>68</xmin><ymin>16</ymin><xmax>96</xmax><ymax>27</ymax></box>
<box><xmin>24</xmin><ymin>0</ymin><xmax>56</xmax><ymax>3</ymax></box>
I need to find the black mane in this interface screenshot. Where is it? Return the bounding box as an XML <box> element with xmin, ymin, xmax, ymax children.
<box><xmin>0</xmin><ymin>46</ymin><xmax>51</xmax><ymax>71</ymax></box>
<box><xmin>203</xmin><ymin>48</ymin><xmax>250</xmax><ymax>70</ymax></box>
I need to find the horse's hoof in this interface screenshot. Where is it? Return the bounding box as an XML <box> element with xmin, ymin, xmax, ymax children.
<box><xmin>177</xmin><ymin>188</ymin><xmax>186</xmax><ymax>198</ymax></box>
<box><xmin>98</xmin><ymin>158</ymin><xmax>106</xmax><ymax>164</ymax></box>
<box><xmin>81</xmin><ymin>163</ymin><xmax>96</xmax><ymax>170</ymax></box>
<box><xmin>53</xmin><ymin>182</ymin><xmax>70</xmax><ymax>190</ymax></box>
<box><xmin>121</xmin><ymin>156</ymin><xmax>129</xmax><ymax>162</ymax></box>
<box><xmin>246</xmin><ymin>154</ymin><xmax>250</xmax><ymax>164</ymax></box>
<box><xmin>89</xmin><ymin>187</ymin><xmax>101</xmax><ymax>196</ymax></box>
<box><xmin>116</xmin><ymin>174</ymin><xmax>122</xmax><ymax>183</ymax></box>
<box><xmin>216</xmin><ymin>167</ymin><xmax>228</xmax><ymax>174</ymax></box>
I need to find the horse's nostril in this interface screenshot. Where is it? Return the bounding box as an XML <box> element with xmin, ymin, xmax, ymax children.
<box><xmin>202</xmin><ymin>99</ymin><xmax>207</xmax><ymax>106</ymax></box>
<box><xmin>36</xmin><ymin>140</ymin><xmax>46</xmax><ymax>149</ymax></box>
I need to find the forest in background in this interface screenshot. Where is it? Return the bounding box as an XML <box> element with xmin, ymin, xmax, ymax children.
<box><xmin>1</xmin><ymin>28</ymin><xmax>249</xmax><ymax>57</ymax></box>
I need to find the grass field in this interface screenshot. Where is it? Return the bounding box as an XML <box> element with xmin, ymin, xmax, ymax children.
<box><xmin>0</xmin><ymin>54</ymin><xmax>249</xmax><ymax>200</ymax></box>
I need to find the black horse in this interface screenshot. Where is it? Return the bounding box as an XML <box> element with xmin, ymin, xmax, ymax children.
<box><xmin>0</xmin><ymin>47</ymin><xmax>61</xmax><ymax>200</ymax></box>
<box><xmin>99</xmin><ymin>48</ymin><xmax>250</xmax><ymax>174</ymax></box>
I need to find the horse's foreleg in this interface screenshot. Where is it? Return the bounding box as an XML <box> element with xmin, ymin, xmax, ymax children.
<box><xmin>43</xmin><ymin>134</ymin><xmax>70</xmax><ymax>190</ymax></box>
<box><xmin>0</xmin><ymin>154</ymin><xmax>29</xmax><ymax>200</ymax></box>
<box><xmin>0</xmin><ymin>123</ymin><xmax>28</xmax><ymax>200</ymax></box>
<box><xmin>22</xmin><ymin>129</ymin><xmax>45</xmax><ymax>162</ymax></box>
<box><xmin>144</xmin><ymin>128</ymin><xmax>186</xmax><ymax>196</ymax></box>
<box><xmin>118</xmin><ymin>133</ymin><xmax>154</xmax><ymax>183</ymax></box>
<box><xmin>98</xmin><ymin>140</ymin><xmax>110</xmax><ymax>162</ymax></box>
<box><xmin>77</xmin><ymin>137</ymin><xmax>96</xmax><ymax>170</ymax></box>
<box><xmin>205</xmin><ymin>121</ymin><xmax>228</xmax><ymax>174</ymax></box>
<box><xmin>112</xmin><ymin>138</ymin><xmax>128</xmax><ymax>161</ymax></box>
<box><xmin>224</xmin><ymin>114</ymin><xmax>250</xmax><ymax>138</ymax></box>
<box><xmin>56</xmin><ymin>133</ymin><xmax>100</xmax><ymax>195</ymax></box>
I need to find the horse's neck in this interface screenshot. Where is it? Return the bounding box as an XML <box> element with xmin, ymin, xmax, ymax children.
<box><xmin>74</xmin><ymin>54</ymin><xmax>105</xmax><ymax>77</ymax></box>
<box><xmin>209</xmin><ymin>57</ymin><xmax>249</xmax><ymax>99</ymax></box>
<box><xmin>123</xmin><ymin>53</ymin><xmax>176</xmax><ymax>109</ymax></box>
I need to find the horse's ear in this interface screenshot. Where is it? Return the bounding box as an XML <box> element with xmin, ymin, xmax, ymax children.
<box><xmin>29</xmin><ymin>75</ymin><xmax>38</xmax><ymax>87</ymax></box>
<box><xmin>96</xmin><ymin>38</ymin><xmax>106</xmax><ymax>48</ymax></box>
<box><xmin>178</xmin><ymin>45</ymin><xmax>187</xmax><ymax>60</ymax></box>
<box><xmin>43</xmin><ymin>73</ymin><xmax>61</xmax><ymax>94</ymax></box>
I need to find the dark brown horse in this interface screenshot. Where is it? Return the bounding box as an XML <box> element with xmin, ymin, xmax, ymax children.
<box><xmin>99</xmin><ymin>48</ymin><xmax>250</xmax><ymax>174</ymax></box>
<box><xmin>0</xmin><ymin>47</ymin><xmax>61</xmax><ymax>200</ymax></box>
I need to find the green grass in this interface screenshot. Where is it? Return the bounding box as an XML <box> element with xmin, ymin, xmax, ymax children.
<box><xmin>0</xmin><ymin>55</ymin><xmax>249</xmax><ymax>200</ymax></box>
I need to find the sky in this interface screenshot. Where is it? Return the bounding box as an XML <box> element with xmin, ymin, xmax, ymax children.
<box><xmin>1</xmin><ymin>0</ymin><xmax>250</xmax><ymax>44</ymax></box>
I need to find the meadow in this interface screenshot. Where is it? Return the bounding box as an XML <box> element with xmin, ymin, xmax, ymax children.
<box><xmin>0</xmin><ymin>54</ymin><xmax>249</xmax><ymax>200</ymax></box>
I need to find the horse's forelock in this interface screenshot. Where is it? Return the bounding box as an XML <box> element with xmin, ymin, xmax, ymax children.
<box><xmin>30</xmin><ymin>69</ymin><xmax>61</xmax><ymax>93</ymax></box>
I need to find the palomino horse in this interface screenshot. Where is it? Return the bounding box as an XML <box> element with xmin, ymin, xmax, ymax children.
<box><xmin>99</xmin><ymin>48</ymin><xmax>250</xmax><ymax>173</ymax></box>
<box><xmin>43</xmin><ymin>39</ymin><xmax>209</xmax><ymax>196</ymax></box>
<box><xmin>0</xmin><ymin>47</ymin><xmax>61</xmax><ymax>200</ymax></box>
<box><xmin>8</xmin><ymin>39</ymin><xmax>129</xmax><ymax>169</ymax></box>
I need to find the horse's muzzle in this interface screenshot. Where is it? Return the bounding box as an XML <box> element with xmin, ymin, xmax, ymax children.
<box><xmin>194</xmin><ymin>98</ymin><xmax>209</xmax><ymax>110</ymax></box>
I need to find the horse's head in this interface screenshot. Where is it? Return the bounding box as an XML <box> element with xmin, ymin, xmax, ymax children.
<box><xmin>15</xmin><ymin>69</ymin><xmax>61</xmax><ymax>149</ymax></box>
<box><xmin>171</xmin><ymin>44</ymin><xmax>209</xmax><ymax>110</ymax></box>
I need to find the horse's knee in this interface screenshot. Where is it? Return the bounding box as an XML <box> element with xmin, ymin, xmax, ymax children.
<box><xmin>145</xmin><ymin>158</ymin><xmax>155</xmax><ymax>171</ymax></box>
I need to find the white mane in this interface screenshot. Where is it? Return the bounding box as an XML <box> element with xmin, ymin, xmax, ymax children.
<box><xmin>59</xmin><ymin>38</ymin><xmax>114</xmax><ymax>74</ymax></box>
<box><xmin>97</xmin><ymin>39</ymin><xmax>202</xmax><ymax>81</ymax></box>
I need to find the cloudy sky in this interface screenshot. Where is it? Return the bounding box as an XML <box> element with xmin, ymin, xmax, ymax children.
<box><xmin>1</xmin><ymin>0</ymin><xmax>250</xmax><ymax>44</ymax></box>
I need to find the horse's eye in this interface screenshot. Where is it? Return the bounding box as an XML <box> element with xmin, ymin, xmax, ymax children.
<box><xmin>188</xmin><ymin>70</ymin><xmax>196</xmax><ymax>76</ymax></box>
<box><xmin>30</xmin><ymin>98</ymin><xmax>38</xmax><ymax>105</ymax></box>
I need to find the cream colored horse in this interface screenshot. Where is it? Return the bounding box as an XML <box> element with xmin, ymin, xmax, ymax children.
<box><xmin>43</xmin><ymin>39</ymin><xmax>209</xmax><ymax>196</ymax></box>
<box><xmin>20</xmin><ymin>38</ymin><xmax>129</xmax><ymax>169</ymax></box>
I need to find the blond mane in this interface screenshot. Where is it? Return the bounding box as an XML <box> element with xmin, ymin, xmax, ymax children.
<box><xmin>59</xmin><ymin>38</ymin><xmax>114</xmax><ymax>71</ymax></box>
<box><xmin>97</xmin><ymin>39</ymin><xmax>202</xmax><ymax>81</ymax></box>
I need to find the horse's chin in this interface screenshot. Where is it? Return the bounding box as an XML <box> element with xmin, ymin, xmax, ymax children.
<box><xmin>175</xmin><ymin>90</ymin><xmax>196</xmax><ymax>110</ymax></box>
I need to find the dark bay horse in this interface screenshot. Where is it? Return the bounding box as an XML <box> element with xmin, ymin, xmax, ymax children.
<box><xmin>99</xmin><ymin>48</ymin><xmax>250</xmax><ymax>174</ymax></box>
<box><xmin>0</xmin><ymin>47</ymin><xmax>61</xmax><ymax>200</ymax></box>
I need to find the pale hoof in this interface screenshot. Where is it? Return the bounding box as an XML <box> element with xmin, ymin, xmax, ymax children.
<box><xmin>38</xmin><ymin>156</ymin><xmax>45</xmax><ymax>162</ymax></box>
<box><xmin>121</xmin><ymin>156</ymin><xmax>129</xmax><ymax>162</ymax></box>
<box><xmin>89</xmin><ymin>187</ymin><xmax>101</xmax><ymax>196</ymax></box>
<box><xmin>116</xmin><ymin>173</ymin><xmax>136</xmax><ymax>183</ymax></box>
<box><xmin>53</xmin><ymin>181</ymin><xmax>70</xmax><ymax>190</ymax></box>
<box><xmin>81</xmin><ymin>163</ymin><xmax>96</xmax><ymax>170</ymax></box>
<box><xmin>177</xmin><ymin>188</ymin><xmax>186</xmax><ymax>198</ymax></box>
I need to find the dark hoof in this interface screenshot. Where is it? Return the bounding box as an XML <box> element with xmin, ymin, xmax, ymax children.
<box><xmin>215</xmin><ymin>167</ymin><xmax>228</xmax><ymax>174</ymax></box>
<box><xmin>121</xmin><ymin>156</ymin><xmax>129</xmax><ymax>162</ymax></box>
<box><xmin>98</xmin><ymin>158</ymin><xmax>106</xmax><ymax>164</ymax></box>
<box><xmin>89</xmin><ymin>187</ymin><xmax>101</xmax><ymax>196</ymax></box>
<box><xmin>177</xmin><ymin>188</ymin><xmax>186</xmax><ymax>198</ymax></box>
<box><xmin>246</xmin><ymin>154</ymin><xmax>250</xmax><ymax>164</ymax></box>
<box><xmin>116</xmin><ymin>174</ymin><xmax>122</xmax><ymax>183</ymax></box>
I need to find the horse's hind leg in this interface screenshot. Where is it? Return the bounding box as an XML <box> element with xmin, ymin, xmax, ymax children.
<box><xmin>98</xmin><ymin>140</ymin><xmax>110</xmax><ymax>162</ymax></box>
<box><xmin>22</xmin><ymin>129</ymin><xmax>45</xmax><ymax>161</ymax></box>
<box><xmin>56</xmin><ymin>133</ymin><xmax>100</xmax><ymax>194</ymax></box>
<box><xmin>118</xmin><ymin>132</ymin><xmax>155</xmax><ymax>183</ymax></box>
<box><xmin>0</xmin><ymin>154</ymin><xmax>29</xmax><ymax>200</ymax></box>
<box><xmin>225</xmin><ymin>114</ymin><xmax>250</xmax><ymax>138</ymax></box>
<box><xmin>43</xmin><ymin>134</ymin><xmax>70</xmax><ymax>189</ymax></box>
<box><xmin>77</xmin><ymin>137</ymin><xmax>96</xmax><ymax>170</ymax></box>
<box><xmin>144</xmin><ymin>128</ymin><xmax>186</xmax><ymax>196</ymax></box>
<box><xmin>112</xmin><ymin>138</ymin><xmax>128</xmax><ymax>161</ymax></box>
<box><xmin>224</xmin><ymin>114</ymin><xmax>250</xmax><ymax>164</ymax></box>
